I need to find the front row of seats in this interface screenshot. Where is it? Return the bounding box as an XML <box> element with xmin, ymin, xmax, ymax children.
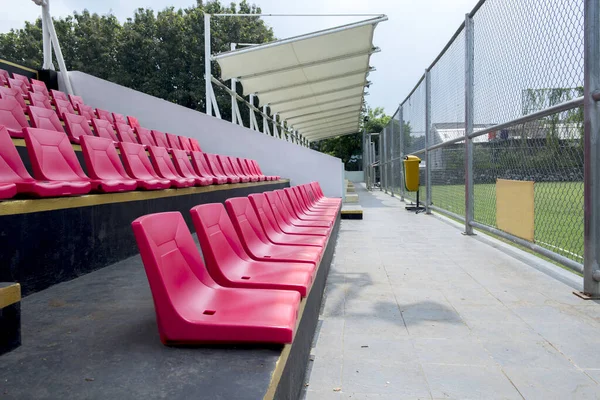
<box><xmin>132</xmin><ymin>182</ymin><xmax>341</xmax><ymax>345</ymax></box>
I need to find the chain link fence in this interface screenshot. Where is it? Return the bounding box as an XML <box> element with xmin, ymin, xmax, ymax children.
<box><xmin>374</xmin><ymin>0</ymin><xmax>587</xmax><ymax>273</ymax></box>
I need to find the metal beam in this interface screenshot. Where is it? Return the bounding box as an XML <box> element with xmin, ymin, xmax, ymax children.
<box><xmin>294</xmin><ymin>113</ymin><xmax>360</xmax><ymax>130</ymax></box>
<box><xmin>308</xmin><ymin>130</ymin><xmax>358</xmax><ymax>141</ymax></box>
<box><xmin>277</xmin><ymin>94</ymin><xmax>363</xmax><ymax>115</ymax></box>
<box><xmin>268</xmin><ymin>83</ymin><xmax>368</xmax><ymax>107</ymax></box>
<box><xmin>303</xmin><ymin>123</ymin><xmax>359</xmax><ymax>137</ymax></box>
<box><xmin>285</xmin><ymin>104</ymin><xmax>362</xmax><ymax>122</ymax></box>
<box><xmin>289</xmin><ymin>109</ymin><xmax>360</xmax><ymax>127</ymax></box>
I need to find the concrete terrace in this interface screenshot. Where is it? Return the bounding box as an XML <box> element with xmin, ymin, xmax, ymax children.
<box><xmin>303</xmin><ymin>184</ymin><xmax>600</xmax><ymax>400</ymax></box>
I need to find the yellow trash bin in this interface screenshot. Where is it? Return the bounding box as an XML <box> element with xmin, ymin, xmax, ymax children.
<box><xmin>403</xmin><ymin>155</ymin><xmax>421</xmax><ymax>192</ymax></box>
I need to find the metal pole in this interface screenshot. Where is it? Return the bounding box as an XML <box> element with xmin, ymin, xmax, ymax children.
<box><xmin>230</xmin><ymin>43</ymin><xmax>237</xmax><ymax>124</ymax></box>
<box><xmin>390</xmin><ymin>122</ymin><xmax>395</xmax><ymax>196</ymax></box>
<box><xmin>40</xmin><ymin>1</ymin><xmax>53</xmax><ymax>70</ymax></box>
<box><xmin>399</xmin><ymin>105</ymin><xmax>405</xmax><ymax>201</ymax></box>
<box><xmin>425</xmin><ymin>69</ymin><xmax>431</xmax><ymax>213</ymax></box>
<box><xmin>362</xmin><ymin>128</ymin><xmax>367</xmax><ymax>183</ymax></box>
<box><xmin>584</xmin><ymin>0</ymin><xmax>600</xmax><ymax>296</ymax></box>
<box><xmin>464</xmin><ymin>13</ymin><xmax>475</xmax><ymax>235</ymax></box>
<box><xmin>382</xmin><ymin>127</ymin><xmax>387</xmax><ymax>192</ymax></box>
<box><xmin>262</xmin><ymin>105</ymin><xmax>269</xmax><ymax>135</ymax></box>
<box><xmin>204</xmin><ymin>13</ymin><xmax>212</xmax><ymax>117</ymax></box>
<box><xmin>249</xmin><ymin>94</ymin><xmax>255</xmax><ymax>130</ymax></box>
<box><xmin>44</xmin><ymin>5</ymin><xmax>73</xmax><ymax>95</ymax></box>
<box><xmin>272</xmin><ymin>113</ymin><xmax>279</xmax><ymax>138</ymax></box>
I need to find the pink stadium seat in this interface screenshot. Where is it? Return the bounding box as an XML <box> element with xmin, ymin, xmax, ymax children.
<box><xmin>147</xmin><ymin>146</ymin><xmax>195</xmax><ymax>188</ymax></box>
<box><xmin>76</xmin><ymin>103</ymin><xmax>96</xmax><ymax>121</ymax></box>
<box><xmin>190</xmin><ymin>151</ymin><xmax>226</xmax><ymax>185</ymax></box>
<box><xmin>31</xmin><ymin>83</ymin><xmax>49</xmax><ymax>97</ymax></box>
<box><xmin>244</xmin><ymin>159</ymin><xmax>266</xmax><ymax>181</ymax></box>
<box><xmin>28</xmin><ymin>91</ymin><xmax>52</xmax><ymax>110</ymax></box>
<box><xmin>224</xmin><ymin>197</ymin><xmax>322</xmax><ymax>265</ymax></box>
<box><xmin>0</xmin><ymin>97</ymin><xmax>29</xmax><ymax>138</ymax></box>
<box><xmin>132</xmin><ymin>211</ymin><xmax>301</xmax><ymax>344</ymax></box>
<box><xmin>115</xmin><ymin>122</ymin><xmax>138</xmax><ymax>143</ymax></box>
<box><xmin>96</xmin><ymin>108</ymin><xmax>115</xmax><ymax>125</ymax></box>
<box><xmin>227</xmin><ymin>156</ymin><xmax>253</xmax><ymax>182</ymax></box>
<box><xmin>0</xmin><ymin>182</ymin><xmax>17</xmax><ymax>200</ymax></box>
<box><xmin>239</xmin><ymin>158</ymin><xmax>263</xmax><ymax>182</ymax></box>
<box><xmin>0</xmin><ymin>69</ymin><xmax>9</xmax><ymax>85</ymax></box>
<box><xmin>7</xmin><ymin>78</ymin><xmax>28</xmax><ymax>97</ymax></box>
<box><xmin>127</xmin><ymin>115</ymin><xmax>140</xmax><ymax>129</ymax></box>
<box><xmin>287</xmin><ymin>187</ymin><xmax>336</xmax><ymax>217</ymax></box>
<box><xmin>248</xmin><ymin>193</ymin><xmax>327</xmax><ymax>247</ymax></box>
<box><xmin>118</xmin><ymin>142</ymin><xmax>171</xmax><ymax>190</ymax></box>
<box><xmin>151</xmin><ymin>130</ymin><xmax>169</xmax><ymax>148</ymax></box>
<box><xmin>63</xmin><ymin>113</ymin><xmax>94</xmax><ymax>144</ymax></box>
<box><xmin>299</xmin><ymin>185</ymin><xmax>339</xmax><ymax>210</ymax></box>
<box><xmin>92</xmin><ymin>118</ymin><xmax>118</xmax><ymax>142</ymax></box>
<box><xmin>27</xmin><ymin>105</ymin><xmax>64</xmax><ymax>133</ymax></box>
<box><xmin>276</xmin><ymin>189</ymin><xmax>331</xmax><ymax>227</ymax></box>
<box><xmin>253</xmin><ymin>160</ymin><xmax>279</xmax><ymax>180</ymax></box>
<box><xmin>112</xmin><ymin>113</ymin><xmax>126</xmax><ymax>125</ymax></box>
<box><xmin>0</xmin><ymin>126</ymin><xmax>89</xmax><ymax>197</ymax></box>
<box><xmin>166</xmin><ymin>133</ymin><xmax>183</xmax><ymax>150</ymax></box>
<box><xmin>11</xmin><ymin>73</ymin><xmax>32</xmax><ymax>91</ymax></box>
<box><xmin>53</xmin><ymin>98</ymin><xmax>76</xmax><ymax>119</ymax></box>
<box><xmin>22</xmin><ymin>127</ymin><xmax>92</xmax><ymax>195</ymax></box>
<box><xmin>178</xmin><ymin>136</ymin><xmax>193</xmax><ymax>154</ymax></box>
<box><xmin>80</xmin><ymin>135</ymin><xmax>137</xmax><ymax>193</ymax></box>
<box><xmin>68</xmin><ymin>94</ymin><xmax>85</xmax><ymax>108</ymax></box>
<box><xmin>30</xmin><ymin>78</ymin><xmax>46</xmax><ymax>87</ymax></box>
<box><xmin>190</xmin><ymin>138</ymin><xmax>202</xmax><ymax>152</ymax></box>
<box><xmin>310</xmin><ymin>182</ymin><xmax>341</xmax><ymax>206</ymax></box>
<box><xmin>264</xmin><ymin>190</ymin><xmax>331</xmax><ymax>232</ymax></box>
<box><xmin>216</xmin><ymin>154</ymin><xmax>242</xmax><ymax>183</ymax></box>
<box><xmin>205</xmin><ymin>153</ymin><xmax>238</xmax><ymax>184</ymax></box>
<box><xmin>50</xmin><ymin>89</ymin><xmax>68</xmax><ymax>102</ymax></box>
<box><xmin>191</xmin><ymin>203</ymin><xmax>315</xmax><ymax>297</ymax></box>
<box><xmin>135</xmin><ymin>126</ymin><xmax>156</xmax><ymax>147</ymax></box>
<box><xmin>169</xmin><ymin>149</ymin><xmax>211</xmax><ymax>186</ymax></box>
<box><xmin>0</xmin><ymin>86</ymin><xmax>28</xmax><ymax>111</ymax></box>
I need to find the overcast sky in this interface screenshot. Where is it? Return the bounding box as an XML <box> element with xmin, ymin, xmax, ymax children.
<box><xmin>1</xmin><ymin>0</ymin><xmax>480</xmax><ymax>115</ymax></box>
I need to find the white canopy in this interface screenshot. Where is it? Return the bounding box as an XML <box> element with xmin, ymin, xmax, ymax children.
<box><xmin>213</xmin><ymin>16</ymin><xmax>387</xmax><ymax>141</ymax></box>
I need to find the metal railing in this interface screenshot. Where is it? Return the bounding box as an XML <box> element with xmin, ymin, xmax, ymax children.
<box><xmin>369</xmin><ymin>0</ymin><xmax>600</xmax><ymax>295</ymax></box>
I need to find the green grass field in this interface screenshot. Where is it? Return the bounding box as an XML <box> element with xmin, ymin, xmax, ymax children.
<box><xmin>401</xmin><ymin>182</ymin><xmax>584</xmax><ymax>262</ymax></box>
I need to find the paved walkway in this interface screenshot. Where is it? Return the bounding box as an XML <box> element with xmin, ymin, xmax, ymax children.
<box><xmin>304</xmin><ymin>184</ymin><xmax>600</xmax><ymax>400</ymax></box>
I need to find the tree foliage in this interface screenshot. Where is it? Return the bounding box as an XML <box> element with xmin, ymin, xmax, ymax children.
<box><xmin>0</xmin><ymin>1</ymin><xmax>274</xmax><ymax>124</ymax></box>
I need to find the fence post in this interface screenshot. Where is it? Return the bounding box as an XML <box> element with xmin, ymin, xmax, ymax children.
<box><xmin>584</xmin><ymin>0</ymin><xmax>600</xmax><ymax>296</ymax></box>
<box><xmin>464</xmin><ymin>13</ymin><xmax>475</xmax><ymax>235</ymax></box>
<box><xmin>425</xmin><ymin>69</ymin><xmax>432</xmax><ymax>214</ymax></box>
<box><xmin>399</xmin><ymin>104</ymin><xmax>405</xmax><ymax>201</ymax></box>
<box><xmin>390</xmin><ymin>124</ymin><xmax>395</xmax><ymax>196</ymax></box>
<box><xmin>384</xmin><ymin>127</ymin><xmax>389</xmax><ymax>192</ymax></box>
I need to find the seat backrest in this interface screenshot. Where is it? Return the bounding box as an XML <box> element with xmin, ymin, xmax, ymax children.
<box><xmin>264</xmin><ymin>190</ymin><xmax>295</xmax><ymax>225</ymax></box>
<box><xmin>0</xmin><ymin>125</ymin><xmax>34</xmax><ymax>183</ymax></box>
<box><xmin>53</xmin><ymin>98</ymin><xmax>76</xmax><ymax>119</ymax></box>
<box><xmin>28</xmin><ymin>91</ymin><xmax>52</xmax><ymax>110</ymax></box>
<box><xmin>190</xmin><ymin>203</ymin><xmax>251</xmax><ymax>277</ymax></box>
<box><xmin>204</xmin><ymin>153</ymin><xmax>227</xmax><ymax>177</ymax></box>
<box><xmin>96</xmin><ymin>108</ymin><xmax>115</xmax><ymax>125</ymax></box>
<box><xmin>68</xmin><ymin>94</ymin><xmax>85</xmax><ymax>108</ymax></box>
<box><xmin>23</xmin><ymin>127</ymin><xmax>89</xmax><ymax>182</ymax></box>
<box><xmin>276</xmin><ymin>189</ymin><xmax>301</xmax><ymax>218</ymax></box>
<box><xmin>27</xmin><ymin>105</ymin><xmax>64</xmax><ymax>132</ymax></box>
<box><xmin>80</xmin><ymin>135</ymin><xmax>131</xmax><ymax>180</ymax></box>
<box><xmin>0</xmin><ymin>97</ymin><xmax>29</xmax><ymax>134</ymax></box>
<box><xmin>31</xmin><ymin>84</ymin><xmax>49</xmax><ymax>97</ymax></box>
<box><xmin>118</xmin><ymin>141</ymin><xmax>160</xmax><ymax>180</ymax></box>
<box><xmin>248</xmin><ymin>193</ymin><xmax>283</xmax><ymax>237</ymax></box>
<box><xmin>76</xmin><ymin>103</ymin><xmax>96</xmax><ymax>120</ymax></box>
<box><xmin>284</xmin><ymin>187</ymin><xmax>307</xmax><ymax>216</ymax></box>
<box><xmin>0</xmin><ymin>86</ymin><xmax>27</xmax><ymax>111</ymax></box>
<box><xmin>127</xmin><ymin>116</ymin><xmax>140</xmax><ymax>129</ymax></box>
<box><xmin>30</xmin><ymin>78</ymin><xmax>46</xmax><ymax>87</ymax></box>
<box><xmin>7</xmin><ymin>78</ymin><xmax>28</xmax><ymax>95</ymax></box>
<box><xmin>227</xmin><ymin>156</ymin><xmax>247</xmax><ymax>178</ymax></box>
<box><xmin>11</xmin><ymin>73</ymin><xmax>31</xmax><ymax>87</ymax></box>
<box><xmin>112</xmin><ymin>113</ymin><xmax>126</xmax><ymax>125</ymax></box>
<box><xmin>216</xmin><ymin>154</ymin><xmax>237</xmax><ymax>178</ymax></box>
<box><xmin>0</xmin><ymin>69</ymin><xmax>9</xmax><ymax>84</ymax></box>
<box><xmin>135</xmin><ymin>127</ymin><xmax>156</xmax><ymax>147</ymax></box>
<box><xmin>132</xmin><ymin>212</ymin><xmax>215</xmax><ymax>325</ymax></box>
<box><xmin>63</xmin><ymin>113</ymin><xmax>94</xmax><ymax>142</ymax></box>
<box><xmin>151</xmin><ymin>130</ymin><xmax>169</xmax><ymax>148</ymax></box>
<box><xmin>245</xmin><ymin>159</ymin><xmax>262</xmax><ymax>176</ymax></box>
<box><xmin>166</xmin><ymin>133</ymin><xmax>182</xmax><ymax>150</ymax></box>
<box><xmin>170</xmin><ymin>148</ymin><xmax>198</xmax><ymax>179</ymax></box>
<box><xmin>252</xmin><ymin>160</ymin><xmax>265</xmax><ymax>175</ymax></box>
<box><xmin>225</xmin><ymin>197</ymin><xmax>272</xmax><ymax>254</ymax></box>
<box><xmin>190</xmin><ymin>138</ymin><xmax>202</xmax><ymax>152</ymax></box>
<box><xmin>237</xmin><ymin>158</ymin><xmax>254</xmax><ymax>177</ymax></box>
<box><xmin>178</xmin><ymin>136</ymin><xmax>193</xmax><ymax>153</ymax></box>
<box><xmin>116</xmin><ymin>122</ymin><xmax>138</xmax><ymax>143</ymax></box>
<box><xmin>190</xmin><ymin>151</ymin><xmax>216</xmax><ymax>178</ymax></box>
<box><xmin>50</xmin><ymin>89</ymin><xmax>68</xmax><ymax>102</ymax></box>
<box><xmin>311</xmin><ymin>181</ymin><xmax>325</xmax><ymax>198</ymax></box>
<box><xmin>92</xmin><ymin>118</ymin><xmax>118</xmax><ymax>142</ymax></box>
<box><xmin>148</xmin><ymin>145</ymin><xmax>182</xmax><ymax>180</ymax></box>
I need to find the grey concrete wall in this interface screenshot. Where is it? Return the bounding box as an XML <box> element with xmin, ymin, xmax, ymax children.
<box><xmin>345</xmin><ymin>171</ymin><xmax>364</xmax><ymax>182</ymax></box>
<box><xmin>65</xmin><ymin>71</ymin><xmax>344</xmax><ymax>197</ymax></box>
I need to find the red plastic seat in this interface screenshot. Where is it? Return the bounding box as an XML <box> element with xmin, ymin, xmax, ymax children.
<box><xmin>115</xmin><ymin>122</ymin><xmax>138</xmax><ymax>143</ymax></box>
<box><xmin>178</xmin><ymin>136</ymin><xmax>193</xmax><ymax>154</ymax></box>
<box><xmin>53</xmin><ymin>98</ymin><xmax>76</xmax><ymax>119</ymax></box>
<box><xmin>248</xmin><ymin>193</ymin><xmax>327</xmax><ymax>246</ymax></box>
<box><xmin>118</xmin><ymin>142</ymin><xmax>171</xmax><ymax>190</ymax></box>
<box><xmin>244</xmin><ymin>159</ymin><xmax>266</xmax><ymax>181</ymax></box>
<box><xmin>80</xmin><ymin>135</ymin><xmax>137</xmax><ymax>193</ymax></box>
<box><xmin>112</xmin><ymin>113</ymin><xmax>126</xmax><ymax>125</ymax></box>
<box><xmin>132</xmin><ymin>211</ymin><xmax>301</xmax><ymax>344</ymax></box>
<box><xmin>301</xmin><ymin>184</ymin><xmax>340</xmax><ymax>209</ymax></box>
<box><xmin>216</xmin><ymin>154</ymin><xmax>242</xmax><ymax>183</ymax></box>
<box><xmin>68</xmin><ymin>94</ymin><xmax>85</xmax><ymax>109</ymax></box>
<box><xmin>23</xmin><ymin>127</ymin><xmax>92</xmax><ymax>195</ymax></box>
<box><xmin>135</xmin><ymin>126</ymin><xmax>156</xmax><ymax>147</ymax></box>
<box><xmin>0</xmin><ymin>86</ymin><xmax>27</xmax><ymax>111</ymax></box>
<box><xmin>276</xmin><ymin>189</ymin><xmax>332</xmax><ymax>227</ymax></box>
<box><xmin>151</xmin><ymin>130</ymin><xmax>170</xmax><ymax>148</ymax></box>
<box><xmin>31</xmin><ymin>83</ymin><xmax>49</xmax><ymax>97</ymax></box>
<box><xmin>190</xmin><ymin>138</ymin><xmax>202</xmax><ymax>152</ymax></box>
<box><xmin>0</xmin><ymin>182</ymin><xmax>17</xmax><ymax>200</ymax></box>
<box><xmin>225</xmin><ymin>156</ymin><xmax>251</xmax><ymax>183</ymax></box>
<box><xmin>92</xmin><ymin>118</ymin><xmax>118</xmax><ymax>142</ymax></box>
<box><xmin>11</xmin><ymin>73</ymin><xmax>32</xmax><ymax>91</ymax></box>
<box><xmin>27</xmin><ymin>105</ymin><xmax>64</xmax><ymax>133</ymax></box>
<box><xmin>0</xmin><ymin>97</ymin><xmax>29</xmax><ymax>138</ymax></box>
<box><xmin>28</xmin><ymin>91</ymin><xmax>52</xmax><ymax>110</ymax></box>
<box><xmin>205</xmin><ymin>153</ymin><xmax>238</xmax><ymax>184</ymax></box>
<box><xmin>224</xmin><ymin>197</ymin><xmax>322</xmax><ymax>265</ymax></box>
<box><xmin>169</xmin><ymin>149</ymin><xmax>211</xmax><ymax>186</ymax></box>
<box><xmin>311</xmin><ymin>181</ymin><xmax>342</xmax><ymax>206</ymax></box>
<box><xmin>96</xmin><ymin>108</ymin><xmax>115</xmax><ymax>125</ymax></box>
<box><xmin>166</xmin><ymin>133</ymin><xmax>183</xmax><ymax>150</ymax></box>
<box><xmin>127</xmin><ymin>116</ymin><xmax>140</xmax><ymax>129</ymax></box>
<box><xmin>0</xmin><ymin>69</ymin><xmax>9</xmax><ymax>85</ymax></box>
<box><xmin>264</xmin><ymin>190</ymin><xmax>331</xmax><ymax>233</ymax></box>
<box><xmin>50</xmin><ymin>89</ymin><xmax>68</xmax><ymax>102</ymax></box>
<box><xmin>288</xmin><ymin>187</ymin><xmax>337</xmax><ymax>216</ymax></box>
<box><xmin>76</xmin><ymin>103</ymin><xmax>96</xmax><ymax>121</ymax></box>
<box><xmin>191</xmin><ymin>203</ymin><xmax>315</xmax><ymax>297</ymax></box>
<box><xmin>252</xmin><ymin>160</ymin><xmax>279</xmax><ymax>181</ymax></box>
<box><xmin>190</xmin><ymin>151</ymin><xmax>226</xmax><ymax>185</ymax></box>
<box><xmin>63</xmin><ymin>113</ymin><xmax>94</xmax><ymax>144</ymax></box>
<box><xmin>30</xmin><ymin>78</ymin><xmax>46</xmax><ymax>87</ymax></box>
<box><xmin>7</xmin><ymin>78</ymin><xmax>28</xmax><ymax>97</ymax></box>
<box><xmin>147</xmin><ymin>146</ymin><xmax>195</xmax><ymax>188</ymax></box>
<box><xmin>239</xmin><ymin>158</ymin><xmax>262</xmax><ymax>182</ymax></box>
